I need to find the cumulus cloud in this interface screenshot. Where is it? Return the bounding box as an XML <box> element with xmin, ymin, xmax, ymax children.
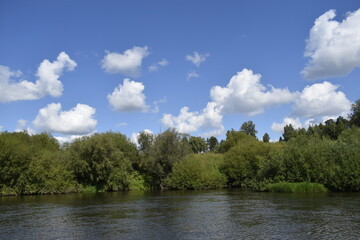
<box><xmin>186</xmin><ymin>51</ymin><xmax>210</xmax><ymax>67</ymax></box>
<box><xmin>302</xmin><ymin>9</ymin><xmax>360</xmax><ymax>80</ymax></box>
<box><xmin>271</xmin><ymin>117</ymin><xmax>304</xmax><ymax>134</ymax></box>
<box><xmin>102</xmin><ymin>46</ymin><xmax>149</xmax><ymax>77</ymax></box>
<box><xmin>107</xmin><ymin>78</ymin><xmax>149</xmax><ymax>112</ymax></box>
<box><xmin>210</xmin><ymin>68</ymin><xmax>298</xmax><ymax>116</ymax></box>
<box><xmin>272</xmin><ymin>81</ymin><xmax>351</xmax><ymax>134</ymax></box>
<box><xmin>33</xmin><ymin>103</ymin><xmax>97</xmax><ymax>135</ymax></box>
<box><xmin>162</xmin><ymin>102</ymin><xmax>224</xmax><ymax>137</ymax></box>
<box><xmin>0</xmin><ymin>52</ymin><xmax>76</xmax><ymax>102</ymax></box>
<box><xmin>292</xmin><ymin>81</ymin><xmax>351</xmax><ymax>119</ymax></box>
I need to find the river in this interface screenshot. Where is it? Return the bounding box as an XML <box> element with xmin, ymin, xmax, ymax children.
<box><xmin>1</xmin><ymin>189</ymin><xmax>360</xmax><ymax>239</ymax></box>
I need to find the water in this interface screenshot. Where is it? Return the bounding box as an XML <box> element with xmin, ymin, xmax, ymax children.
<box><xmin>1</xmin><ymin>189</ymin><xmax>360</xmax><ymax>239</ymax></box>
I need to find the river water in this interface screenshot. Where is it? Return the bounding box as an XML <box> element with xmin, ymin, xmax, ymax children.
<box><xmin>1</xmin><ymin>189</ymin><xmax>360</xmax><ymax>239</ymax></box>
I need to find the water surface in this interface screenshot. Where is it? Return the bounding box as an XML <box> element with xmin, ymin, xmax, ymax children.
<box><xmin>1</xmin><ymin>190</ymin><xmax>360</xmax><ymax>239</ymax></box>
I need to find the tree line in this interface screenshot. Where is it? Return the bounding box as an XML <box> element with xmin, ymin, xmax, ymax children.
<box><xmin>1</xmin><ymin>100</ymin><xmax>360</xmax><ymax>195</ymax></box>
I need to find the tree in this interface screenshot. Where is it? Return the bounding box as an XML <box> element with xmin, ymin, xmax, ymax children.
<box><xmin>68</xmin><ymin>132</ymin><xmax>138</xmax><ymax>191</ymax></box>
<box><xmin>283</xmin><ymin>124</ymin><xmax>295</xmax><ymax>141</ymax></box>
<box><xmin>262</xmin><ymin>133</ymin><xmax>270</xmax><ymax>143</ymax></box>
<box><xmin>207</xmin><ymin>136</ymin><xmax>219</xmax><ymax>152</ymax></box>
<box><xmin>137</xmin><ymin>131</ymin><xmax>153</xmax><ymax>154</ymax></box>
<box><xmin>189</xmin><ymin>136</ymin><xmax>207</xmax><ymax>153</ymax></box>
<box><xmin>143</xmin><ymin>129</ymin><xmax>191</xmax><ymax>187</ymax></box>
<box><xmin>240</xmin><ymin>121</ymin><xmax>257</xmax><ymax>137</ymax></box>
<box><xmin>349</xmin><ymin>99</ymin><xmax>360</xmax><ymax>127</ymax></box>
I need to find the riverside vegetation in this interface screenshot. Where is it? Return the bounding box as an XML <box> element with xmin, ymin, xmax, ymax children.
<box><xmin>1</xmin><ymin>100</ymin><xmax>360</xmax><ymax>196</ymax></box>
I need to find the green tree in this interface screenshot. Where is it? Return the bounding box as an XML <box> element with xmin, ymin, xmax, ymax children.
<box><xmin>240</xmin><ymin>121</ymin><xmax>258</xmax><ymax>137</ymax></box>
<box><xmin>67</xmin><ymin>132</ymin><xmax>138</xmax><ymax>191</ymax></box>
<box><xmin>349</xmin><ymin>99</ymin><xmax>360</xmax><ymax>127</ymax></box>
<box><xmin>137</xmin><ymin>131</ymin><xmax>154</xmax><ymax>154</ymax></box>
<box><xmin>189</xmin><ymin>136</ymin><xmax>207</xmax><ymax>153</ymax></box>
<box><xmin>262</xmin><ymin>133</ymin><xmax>270</xmax><ymax>143</ymax></box>
<box><xmin>142</xmin><ymin>129</ymin><xmax>191</xmax><ymax>188</ymax></box>
<box><xmin>283</xmin><ymin>124</ymin><xmax>295</xmax><ymax>141</ymax></box>
<box><xmin>207</xmin><ymin>136</ymin><xmax>219</xmax><ymax>152</ymax></box>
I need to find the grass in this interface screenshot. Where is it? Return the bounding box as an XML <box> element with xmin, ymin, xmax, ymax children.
<box><xmin>266</xmin><ymin>182</ymin><xmax>328</xmax><ymax>193</ymax></box>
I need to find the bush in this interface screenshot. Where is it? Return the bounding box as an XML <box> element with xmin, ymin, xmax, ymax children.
<box><xmin>164</xmin><ymin>153</ymin><xmax>226</xmax><ymax>190</ymax></box>
<box><xmin>267</xmin><ymin>182</ymin><xmax>328</xmax><ymax>193</ymax></box>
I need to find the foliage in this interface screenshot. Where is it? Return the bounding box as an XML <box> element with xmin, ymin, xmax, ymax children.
<box><xmin>221</xmin><ymin>135</ymin><xmax>274</xmax><ymax>187</ymax></box>
<box><xmin>0</xmin><ymin>132</ymin><xmax>79</xmax><ymax>195</ymax></box>
<box><xmin>240</xmin><ymin>121</ymin><xmax>257</xmax><ymax>137</ymax></box>
<box><xmin>67</xmin><ymin>132</ymin><xmax>138</xmax><ymax>191</ymax></box>
<box><xmin>266</xmin><ymin>182</ymin><xmax>328</xmax><ymax>193</ymax></box>
<box><xmin>262</xmin><ymin>133</ymin><xmax>270</xmax><ymax>143</ymax></box>
<box><xmin>349</xmin><ymin>99</ymin><xmax>360</xmax><ymax>127</ymax></box>
<box><xmin>139</xmin><ymin>128</ymin><xmax>192</xmax><ymax>188</ymax></box>
<box><xmin>206</xmin><ymin>136</ymin><xmax>219</xmax><ymax>152</ymax></box>
<box><xmin>189</xmin><ymin>136</ymin><xmax>207</xmax><ymax>153</ymax></box>
<box><xmin>164</xmin><ymin>153</ymin><xmax>226</xmax><ymax>190</ymax></box>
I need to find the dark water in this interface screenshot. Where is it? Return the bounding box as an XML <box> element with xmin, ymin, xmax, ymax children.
<box><xmin>1</xmin><ymin>190</ymin><xmax>360</xmax><ymax>240</ymax></box>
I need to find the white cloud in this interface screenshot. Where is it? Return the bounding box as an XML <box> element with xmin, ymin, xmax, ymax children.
<box><xmin>0</xmin><ymin>52</ymin><xmax>76</xmax><ymax>102</ymax></box>
<box><xmin>107</xmin><ymin>78</ymin><xmax>149</xmax><ymax>112</ymax></box>
<box><xmin>0</xmin><ymin>125</ymin><xmax>3</xmax><ymax>132</ymax></box>
<box><xmin>162</xmin><ymin>102</ymin><xmax>224</xmax><ymax>137</ymax></box>
<box><xmin>148</xmin><ymin>58</ymin><xmax>169</xmax><ymax>72</ymax></box>
<box><xmin>210</xmin><ymin>68</ymin><xmax>298</xmax><ymax>116</ymax></box>
<box><xmin>101</xmin><ymin>46</ymin><xmax>149</xmax><ymax>77</ymax></box>
<box><xmin>272</xmin><ymin>81</ymin><xmax>351</xmax><ymax>134</ymax></box>
<box><xmin>271</xmin><ymin>117</ymin><xmax>304</xmax><ymax>134</ymax></box>
<box><xmin>158</xmin><ymin>59</ymin><xmax>169</xmax><ymax>66</ymax></box>
<box><xmin>186</xmin><ymin>51</ymin><xmax>210</xmax><ymax>67</ymax></box>
<box><xmin>148</xmin><ymin>64</ymin><xmax>158</xmax><ymax>72</ymax></box>
<box><xmin>54</xmin><ymin>133</ymin><xmax>95</xmax><ymax>145</ymax></box>
<box><xmin>33</xmin><ymin>103</ymin><xmax>97</xmax><ymax>135</ymax></box>
<box><xmin>292</xmin><ymin>81</ymin><xmax>351</xmax><ymax>119</ymax></box>
<box><xmin>302</xmin><ymin>9</ymin><xmax>360</xmax><ymax>80</ymax></box>
<box><xmin>116</xmin><ymin>122</ymin><xmax>128</xmax><ymax>127</ymax></box>
<box><xmin>186</xmin><ymin>70</ymin><xmax>199</xmax><ymax>80</ymax></box>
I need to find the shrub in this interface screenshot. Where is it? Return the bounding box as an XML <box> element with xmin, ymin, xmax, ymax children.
<box><xmin>165</xmin><ymin>153</ymin><xmax>226</xmax><ymax>190</ymax></box>
<box><xmin>267</xmin><ymin>182</ymin><xmax>328</xmax><ymax>193</ymax></box>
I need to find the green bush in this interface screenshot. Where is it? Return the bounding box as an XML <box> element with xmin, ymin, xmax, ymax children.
<box><xmin>164</xmin><ymin>153</ymin><xmax>226</xmax><ymax>190</ymax></box>
<box><xmin>267</xmin><ymin>182</ymin><xmax>328</xmax><ymax>193</ymax></box>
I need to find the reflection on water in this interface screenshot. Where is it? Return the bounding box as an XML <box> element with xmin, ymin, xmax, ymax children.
<box><xmin>1</xmin><ymin>190</ymin><xmax>360</xmax><ymax>239</ymax></box>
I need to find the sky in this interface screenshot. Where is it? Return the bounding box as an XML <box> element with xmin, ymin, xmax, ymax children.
<box><xmin>1</xmin><ymin>0</ymin><xmax>360</xmax><ymax>143</ymax></box>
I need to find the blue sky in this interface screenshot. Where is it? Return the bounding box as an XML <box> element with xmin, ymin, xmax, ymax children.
<box><xmin>1</xmin><ymin>0</ymin><xmax>360</xmax><ymax>142</ymax></box>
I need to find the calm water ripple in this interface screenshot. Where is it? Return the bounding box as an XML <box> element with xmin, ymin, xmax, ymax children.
<box><xmin>1</xmin><ymin>190</ymin><xmax>360</xmax><ymax>240</ymax></box>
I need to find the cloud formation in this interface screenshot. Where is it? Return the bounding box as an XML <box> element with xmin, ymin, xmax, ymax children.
<box><xmin>186</xmin><ymin>51</ymin><xmax>210</xmax><ymax>67</ymax></box>
<box><xmin>107</xmin><ymin>78</ymin><xmax>149</xmax><ymax>112</ymax></box>
<box><xmin>302</xmin><ymin>9</ymin><xmax>360</xmax><ymax>80</ymax></box>
<box><xmin>0</xmin><ymin>52</ymin><xmax>76</xmax><ymax>102</ymax></box>
<box><xmin>162</xmin><ymin>102</ymin><xmax>224</xmax><ymax>137</ymax></box>
<box><xmin>33</xmin><ymin>103</ymin><xmax>97</xmax><ymax>135</ymax></box>
<box><xmin>271</xmin><ymin>117</ymin><xmax>304</xmax><ymax>134</ymax></box>
<box><xmin>292</xmin><ymin>81</ymin><xmax>351</xmax><ymax>120</ymax></box>
<box><xmin>210</xmin><ymin>69</ymin><xmax>298</xmax><ymax>116</ymax></box>
<box><xmin>102</xmin><ymin>46</ymin><xmax>149</xmax><ymax>77</ymax></box>
<box><xmin>272</xmin><ymin>81</ymin><xmax>351</xmax><ymax>133</ymax></box>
